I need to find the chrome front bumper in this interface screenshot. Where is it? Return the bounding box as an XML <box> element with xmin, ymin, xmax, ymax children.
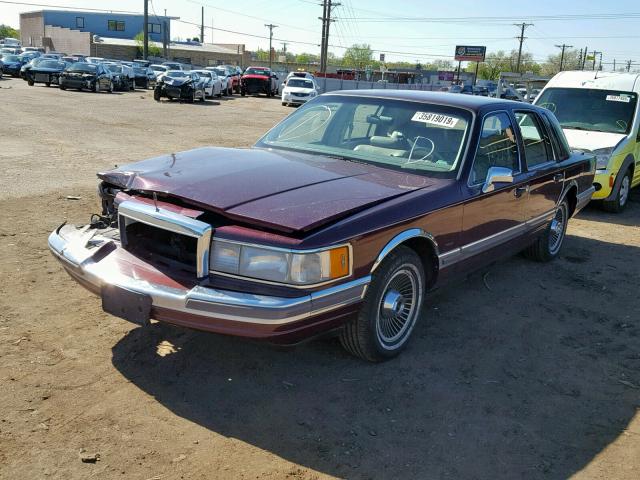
<box><xmin>48</xmin><ymin>224</ymin><xmax>370</xmax><ymax>326</ymax></box>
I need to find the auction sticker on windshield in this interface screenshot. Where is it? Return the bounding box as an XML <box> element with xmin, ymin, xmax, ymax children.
<box><xmin>412</xmin><ymin>111</ymin><xmax>459</xmax><ymax>128</ymax></box>
<box><xmin>606</xmin><ymin>94</ymin><xmax>632</xmax><ymax>103</ymax></box>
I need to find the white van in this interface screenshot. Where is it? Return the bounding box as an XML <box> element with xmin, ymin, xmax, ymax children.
<box><xmin>535</xmin><ymin>71</ymin><xmax>640</xmax><ymax>212</ymax></box>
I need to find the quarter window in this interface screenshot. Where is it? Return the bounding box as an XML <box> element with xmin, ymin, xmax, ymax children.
<box><xmin>470</xmin><ymin>112</ymin><xmax>519</xmax><ymax>185</ymax></box>
<box><xmin>148</xmin><ymin>23</ymin><xmax>161</xmax><ymax>34</ymax></box>
<box><xmin>76</xmin><ymin>17</ymin><xmax>84</xmax><ymax>28</ymax></box>
<box><xmin>515</xmin><ymin>111</ymin><xmax>553</xmax><ymax>167</ymax></box>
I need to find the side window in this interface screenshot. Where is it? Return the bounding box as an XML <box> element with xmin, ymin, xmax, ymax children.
<box><xmin>515</xmin><ymin>111</ymin><xmax>554</xmax><ymax>167</ymax></box>
<box><xmin>470</xmin><ymin>112</ymin><xmax>519</xmax><ymax>185</ymax></box>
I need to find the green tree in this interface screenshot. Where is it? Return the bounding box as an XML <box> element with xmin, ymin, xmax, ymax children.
<box><xmin>134</xmin><ymin>31</ymin><xmax>161</xmax><ymax>57</ymax></box>
<box><xmin>468</xmin><ymin>50</ymin><xmax>541</xmax><ymax>80</ymax></box>
<box><xmin>343</xmin><ymin>43</ymin><xmax>373</xmax><ymax>70</ymax></box>
<box><xmin>540</xmin><ymin>49</ymin><xmax>581</xmax><ymax>76</ymax></box>
<box><xmin>0</xmin><ymin>24</ymin><xmax>20</xmax><ymax>40</ymax></box>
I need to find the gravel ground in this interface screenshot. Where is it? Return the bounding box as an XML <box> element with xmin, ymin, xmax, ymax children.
<box><xmin>0</xmin><ymin>76</ymin><xmax>639</xmax><ymax>480</ymax></box>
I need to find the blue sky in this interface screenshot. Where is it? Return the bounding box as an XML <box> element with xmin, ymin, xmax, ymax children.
<box><xmin>2</xmin><ymin>0</ymin><xmax>639</xmax><ymax>66</ymax></box>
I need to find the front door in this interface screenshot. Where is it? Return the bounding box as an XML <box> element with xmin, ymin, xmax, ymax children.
<box><xmin>514</xmin><ymin>110</ymin><xmax>564</xmax><ymax>222</ymax></box>
<box><xmin>460</xmin><ymin>111</ymin><xmax>527</xmax><ymax>270</ymax></box>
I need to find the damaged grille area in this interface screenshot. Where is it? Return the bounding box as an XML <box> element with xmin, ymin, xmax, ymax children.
<box><xmin>124</xmin><ymin>222</ymin><xmax>198</xmax><ymax>274</ymax></box>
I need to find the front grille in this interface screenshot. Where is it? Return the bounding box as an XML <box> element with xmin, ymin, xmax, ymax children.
<box><xmin>293</xmin><ymin>92</ymin><xmax>310</xmax><ymax>97</ymax></box>
<box><xmin>124</xmin><ymin>222</ymin><xmax>197</xmax><ymax>273</ymax></box>
<box><xmin>35</xmin><ymin>73</ymin><xmax>49</xmax><ymax>82</ymax></box>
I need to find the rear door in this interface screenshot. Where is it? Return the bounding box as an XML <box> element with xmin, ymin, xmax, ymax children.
<box><xmin>514</xmin><ymin>110</ymin><xmax>564</xmax><ymax>222</ymax></box>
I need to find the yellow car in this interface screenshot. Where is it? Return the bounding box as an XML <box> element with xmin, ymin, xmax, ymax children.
<box><xmin>536</xmin><ymin>71</ymin><xmax>640</xmax><ymax>212</ymax></box>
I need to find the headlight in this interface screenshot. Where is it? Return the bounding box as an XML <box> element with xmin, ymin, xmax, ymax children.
<box><xmin>210</xmin><ymin>240</ymin><xmax>350</xmax><ymax>286</ymax></box>
<box><xmin>593</xmin><ymin>147</ymin><xmax>614</xmax><ymax>170</ymax></box>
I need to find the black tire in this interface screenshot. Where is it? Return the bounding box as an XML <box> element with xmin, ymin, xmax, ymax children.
<box><xmin>60</xmin><ymin>85</ymin><xmax>66</xmax><ymax>91</ymax></box>
<box><xmin>523</xmin><ymin>198</ymin><xmax>570</xmax><ymax>262</ymax></box>
<box><xmin>153</xmin><ymin>88</ymin><xmax>161</xmax><ymax>102</ymax></box>
<box><xmin>45</xmin><ymin>82</ymin><xmax>51</xmax><ymax>87</ymax></box>
<box><xmin>27</xmin><ymin>79</ymin><xmax>34</xmax><ymax>86</ymax></box>
<box><xmin>339</xmin><ymin>246</ymin><xmax>426</xmax><ymax>362</ymax></box>
<box><xmin>602</xmin><ymin>168</ymin><xmax>632</xmax><ymax>213</ymax></box>
<box><xmin>282</xmin><ymin>102</ymin><xmax>287</xmax><ymax>106</ymax></box>
<box><xmin>240</xmin><ymin>90</ymin><xmax>245</xmax><ymax>97</ymax></box>
<box><xmin>227</xmin><ymin>85</ymin><xmax>233</xmax><ymax>96</ymax></box>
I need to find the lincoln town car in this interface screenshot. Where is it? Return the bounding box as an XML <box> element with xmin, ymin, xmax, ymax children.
<box><xmin>49</xmin><ymin>91</ymin><xmax>595</xmax><ymax>361</ymax></box>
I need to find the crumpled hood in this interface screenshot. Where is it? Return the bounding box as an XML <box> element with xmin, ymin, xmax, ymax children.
<box><xmin>162</xmin><ymin>76</ymin><xmax>191</xmax><ymax>86</ymax></box>
<box><xmin>99</xmin><ymin>147</ymin><xmax>433</xmax><ymax>233</ymax></box>
<box><xmin>563</xmin><ymin>128</ymin><xmax>627</xmax><ymax>152</ymax></box>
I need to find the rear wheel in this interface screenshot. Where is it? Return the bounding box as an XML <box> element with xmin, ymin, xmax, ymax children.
<box><xmin>602</xmin><ymin>168</ymin><xmax>632</xmax><ymax>213</ymax></box>
<box><xmin>523</xmin><ymin>198</ymin><xmax>569</xmax><ymax>262</ymax></box>
<box><xmin>339</xmin><ymin>246</ymin><xmax>425</xmax><ymax>362</ymax></box>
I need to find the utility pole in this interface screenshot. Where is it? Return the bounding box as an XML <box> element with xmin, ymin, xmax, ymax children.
<box><xmin>555</xmin><ymin>44</ymin><xmax>573</xmax><ymax>71</ymax></box>
<box><xmin>582</xmin><ymin>45</ymin><xmax>588</xmax><ymax>70</ymax></box>
<box><xmin>590</xmin><ymin>50</ymin><xmax>601</xmax><ymax>70</ymax></box>
<box><xmin>627</xmin><ymin>60</ymin><xmax>633</xmax><ymax>72</ymax></box>
<box><xmin>514</xmin><ymin>22</ymin><xmax>533</xmax><ymax>74</ymax></box>
<box><xmin>281</xmin><ymin>42</ymin><xmax>288</xmax><ymax>72</ymax></box>
<box><xmin>613</xmin><ymin>59</ymin><xmax>616</xmax><ymax>71</ymax></box>
<box><xmin>264</xmin><ymin>23</ymin><xmax>277</xmax><ymax>70</ymax></box>
<box><xmin>201</xmin><ymin>6</ymin><xmax>204</xmax><ymax>43</ymax></box>
<box><xmin>319</xmin><ymin>0</ymin><xmax>340</xmax><ymax>74</ymax></box>
<box><xmin>143</xmin><ymin>0</ymin><xmax>149</xmax><ymax>59</ymax></box>
<box><xmin>577</xmin><ymin>48</ymin><xmax>583</xmax><ymax>70</ymax></box>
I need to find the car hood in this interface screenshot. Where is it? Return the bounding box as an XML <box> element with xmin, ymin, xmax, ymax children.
<box><xmin>562</xmin><ymin>128</ymin><xmax>627</xmax><ymax>152</ymax></box>
<box><xmin>99</xmin><ymin>147</ymin><xmax>433</xmax><ymax>233</ymax></box>
<box><xmin>243</xmin><ymin>74</ymin><xmax>270</xmax><ymax>80</ymax></box>
<box><xmin>162</xmin><ymin>76</ymin><xmax>190</xmax><ymax>86</ymax></box>
<box><xmin>284</xmin><ymin>87</ymin><xmax>314</xmax><ymax>94</ymax></box>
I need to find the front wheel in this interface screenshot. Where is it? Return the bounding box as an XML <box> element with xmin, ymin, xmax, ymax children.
<box><xmin>602</xmin><ymin>169</ymin><xmax>632</xmax><ymax>213</ymax></box>
<box><xmin>340</xmin><ymin>246</ymin><xmax>425</xmax><ymax>362</ymax></box>
<box><xmin>523</xmin><ymin>198</ymin><xmax>569</xmax><ymax>262</ymax></box>
<box><xmin>27</xmin><ymin>79</ymin><xmax>34</xmax><ymax>86</ymax></box>
<box><xmin>153</xmin><ymin>87</ymin><xmax>161</xmax><ymax>101</ymax></box>
<box><xmin>60</xmin><ymin>85</ymin><xmax>66</xmax><ymax>90</ymax></box>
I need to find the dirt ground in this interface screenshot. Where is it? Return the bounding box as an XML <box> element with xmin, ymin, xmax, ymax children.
<box><xmin>0</xmin><ymin>76</ymin><xmax>638</xmax><ymax>480</ymax></box>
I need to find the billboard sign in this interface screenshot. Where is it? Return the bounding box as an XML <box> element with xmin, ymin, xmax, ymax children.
<box><xmin>438</xmin><ymin>71</ymin><xmax>454</xmax><ymax>81</ymax></box>
<box><xmin>454</xmin><ymin>45</ymin><xmax>486</xmax><ymax>62</ymax></box>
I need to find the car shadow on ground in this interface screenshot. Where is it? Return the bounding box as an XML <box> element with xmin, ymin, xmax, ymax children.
<box><xmin>575</xmin><ymin>189</ymin><xmax>639</xmax><ymax>227</ymax></box>
<box><xmin>111</xmin><ymin>225</ymin><xmax>640</xmax><ymax>479</ymax></box>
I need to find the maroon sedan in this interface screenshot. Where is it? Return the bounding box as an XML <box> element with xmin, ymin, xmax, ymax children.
<box><xmin>49</xmin><ymin>91</ymin><xmax>595</xmax><ymax>361</ymax></box>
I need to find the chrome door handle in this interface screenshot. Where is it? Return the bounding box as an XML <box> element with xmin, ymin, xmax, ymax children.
<box><xmin>553</xmin><ymin>173</ymin><xmax>564</xmax><ymax>183</ymax></box>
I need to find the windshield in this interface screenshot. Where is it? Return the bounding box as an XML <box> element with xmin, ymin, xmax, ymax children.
<box><xmin>166</xmin><ymin>71</ymin><xmax>187</xmax><ymax>78</ymax></box>
<box><xmin>150</xmin><ymin>65</ymin><xmax>166</xmax><ymax>72</ymax></box>
<box><xmin>38</xmin><ymin>60</ymin><xmax>64</xmax><ymax>69</ymax></box>
<box><xmin>256</xmin><ymin>95</ymin><xmax>472</xmax><ymax>177</ymax></box>
<box><xmin>245</xmin><ymin>67</ymin><xmax>269</xmax><ymax>75</ymax></box>
<box><xmin>106</xmin><ymin>65</ymin><xmax>122</xmax><ymax>73</ymax></box>
<box><xmin>67</xmin><ymin>63</ymin><xmax>96</xmax><ymax>73</ymax></box>
<box><xmin>194</xmin><ymin>71</ymin><xmax>210</xmax><ymax>78</ymax></box>
<box><xmin>536</xmin><ymin>88</ymin><xmax>638</xmax><ymax>134</ymax></box>
<box><xmin>134</xmin><ymin>67</ymin><xmax>147</xmax><ymax>74</ymax></box>
<box><xmin>287</xmin><ymin>79</ymin><xmax>314</xmax><ymax>88</ymax></box>
<box><xmin>3</xmin><ymin>55</ymin><xmax>19</xmax><ymax>62</ymax></box>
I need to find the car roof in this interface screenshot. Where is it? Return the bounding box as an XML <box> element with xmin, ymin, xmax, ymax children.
<box><xmin>544</xmin><ymin>70</ymin><xmax>640</xmax><ymax>93</ymax></box>
<box><xmin>327</xmin><ymin>89</ymin><xmax>526</xmax><ymax>112</ymax></box>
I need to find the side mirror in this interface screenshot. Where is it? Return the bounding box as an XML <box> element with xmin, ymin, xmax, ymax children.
<box><xmin>482</xmin><ymin>166</ymin><xmax>514</xmax><ymax>193</ymax></box>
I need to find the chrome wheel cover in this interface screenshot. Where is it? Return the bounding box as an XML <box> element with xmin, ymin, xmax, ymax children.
<box><xmin>619</xmin><ymin>174</ymin><xmax>630</xmax><ymax>206</ymax></box>
<box><xmin>375</xmin><ymin>264</ymin><xmax>423</xmax><ymax>349</ymax></box>
<box><xmin>549</xmin><ymin>203</ymin><xmax>567</xmax><ymax>254</ymax></box>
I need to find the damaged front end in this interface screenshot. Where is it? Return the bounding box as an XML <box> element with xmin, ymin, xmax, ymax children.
<box><xmin>48</xmin><ymin>183</ymin><xmax>369</xmax><ymax>342</ymax></box>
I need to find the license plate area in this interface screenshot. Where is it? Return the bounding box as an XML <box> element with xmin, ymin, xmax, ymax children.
<box><xmin>36</xmin><ymin>74</ymin><xmax>49</xmax><ymax>82</ymax></box>
<box><xmin>101</xmin><ymin>284</ymin><xmax>151</xmax><ymax>326</ymax></box>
